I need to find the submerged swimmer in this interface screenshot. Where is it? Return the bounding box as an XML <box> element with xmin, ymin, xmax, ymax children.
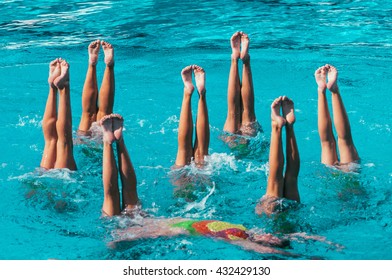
<box><xmin>111</xmin><ymin>217</ymin><xmax>297</xmax><ymax>257</ymax></box>
<box><xmin>40</xmin><ymin>58</ymin><xmax>77</xmax><ymax>170</ymax></box>
<box><xmin>314</xmin><ymin>64</ymin><xmax>359</xmax><ymax>170</ymax></box>
<box><xmin>78</xmin><ymin>40</ymin><xmax>116</xmax><ymax>137</ymax></box>
<box><xmin>256</xmin><ymin>97</ymin><xmax>300</xmax><ymax>216</ymax></box>
<box><xmin>223</xmin><ymin>31</ymin><xmax>261</xmax><ymax>141</ymax></box>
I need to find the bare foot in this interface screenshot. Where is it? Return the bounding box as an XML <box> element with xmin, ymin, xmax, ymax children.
<box><xmin>111</xmin><ymin>114</ymin><xmax>124</xmax><ymax>141</ymax></box>
<box><xmin>282</xmin><ymin>96</ymin><xmax>295</xmax><ymax>126</ymax></box>
<box><xmin>240</xmin><ymin>32</ymin><xmax>250</xmax><ymax>62</ymax></box>
<box><xmin>314</xmin><ymin>65</ymin><xmax>327</xmax><ymax>91</ymax></box>
<box><xmin>53</xmin><ymin>59</ymin><xmax>69</xmax><ymax>90</ymax></box>
<box><xmin>101</xmin><ymin>41</ymin><xmax>114</xmax><ymax>67</ymax></box>
<box><xmin>88</xmin><ymin>40</ymin><xmax>100</xmax><ymax>66</ymax></box>
<box><xmin>193</xmin><ymin>65</ymin><xmax>206</xmax><ymax>96</ymax></box>
<box><xmin>100</xmin><ymin>115</ymin><xmax>115</xmax><ymax>144</ymax></box>
<box><xmin>48</xmin><ymin>58</ymin><xmax>61</xmax><ymax>87</ymax></box>
<box><xmin>181</xmin><ymin>65</ymin><xmax>194</xmax><ymax>95</ymax></box>
<box><xmin>326</xmin><ymin>64</ymin><xmax>339</xmax><ymax>93</ymax></box>
<box><xmin>271</xmin><ymin>97</ymin><xmax>286</xmax><ymax>128</ymax></box>
<box><xmin>230</xmin><ymin>31</ymin><xmax>241</xmax><ymax>60</ymax></box>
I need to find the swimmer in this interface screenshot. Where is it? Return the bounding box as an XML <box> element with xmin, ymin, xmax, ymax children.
<box><xmin>175</xmin><ymin>65</ymin><xmax>209</xmax><ymax>167</ymax></box>
<box><xmin>78</xmin><ymin>40</ymin><xmax>115</xmax><ymax>136</ymax></box>
<box><xmin>256</xmin><ymin>97</ymin><xmax>300</xmax><ymax>216</ymax></box>
<box><xmin>111</xmin><ymin>217</ymin><xmax>298</xmax><ymax>257</ymax></box>
<box><xmin>100</xmin><ymin>114</ymin><xmax>139</xmax><ymax>216</ymax></box>
<box><xmin>40</xmin><ymin>58</ymin><xmax>77</xmax><ymax>170</ymax></box>
<box><xmin>314</xmin><ymin>64</ymin><xmax>359</xmax><ymax>167</ymax></box>
<box><xmin>223</xmin><ymin>31</ymin><xmax>261</xmax><ymax>138</ymax></box>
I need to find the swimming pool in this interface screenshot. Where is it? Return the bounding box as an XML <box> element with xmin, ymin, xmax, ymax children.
<box><xmin>0</xmin><ymin>0</ymin><xmax>391</xmax><ymax>260</ymax></box>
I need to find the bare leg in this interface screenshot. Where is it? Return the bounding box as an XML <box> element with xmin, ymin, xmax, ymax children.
<box><xmin>97</xmin><ymin>41</ymin><xmax>115</xmax><ymax>121</ymax></box>
<box><xmin>239</xmin><ymin>32</ymin><xmax>257</xmax><ymax>134</ymax></box>
<box><xmin>327</xmin><ymin>64</ymin><xmax>359</xmax><ymax>164</ymax></box>
<box><xmin>101</xmin><ymin>113</ymin><xmax>139</xmax><ymax>211</ymax></box>
<box><xmin>116</xmin><ymin>137</ymin><xmax>139</xmax><ymax>211</ymax></box>
<box><xmin>40</xmin><ymin>59</ymin><xmax>60</xmax><ymax>169</ymax></box>
<box><xmin>282</xmin><ymin>97</ymin><xmax>300</xmax><ymax>202</ymax></box>
<box><xmin>78</xmin><ymin>40</ymin><xmax>100</xmax><ymax>133</ymax></box>
<box><xmin>101</xmin><ymin>116</ymin><xmax>120</xmax><ymax>216</ymax></box>
<box><xmin>315</xmin><ymin>65</ymin><xmax>338</xmax><ymax>165</ymax></box>
<box><xmin>175</xmin><ymin>66</ymin><xmax>194</xmax><ymax>167</ymax></box>
<box><xmin>266</xmin><ymin>97</ymin><xmax>286</xmax><ymax>198</ymax></box>
<box><xmin>223</xmin><ymin>32</ymin><xmax>242</xmax><ymax>134</ymax></box>
<box><xmin>193</xmin><ymin>65</ymin><xmax>210</xmax><ymax>166</ymax></box>
<box><xmin>53</xmin><ymin>60</ymin><xmax>77</xmax><ymax>170</ymax></box>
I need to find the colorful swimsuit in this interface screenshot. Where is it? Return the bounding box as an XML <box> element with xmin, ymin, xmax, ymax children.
<box><xmin>171</xmin><ymin>220</ymin><xmax>249</xmax><ymax>241</ymax></box>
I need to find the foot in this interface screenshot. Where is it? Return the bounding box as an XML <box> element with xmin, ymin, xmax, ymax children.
<box><xmin>100</xmin><ymin>115</ymin><xmax>115</xmax><ymax>144</ymax></box>
<box><xmin>326</xmin><ymin>64</ymin><xmax>339</xmax><ymax>93</ymax></box>
<box><xmin>181</xmin><ymin>65</ymin><xmax>194</xmax><ymax>95</ymax></box>
<box><xmin>193</xmin><ymin>65</ymin><xmax>206</xmax><ymax>96</ymax></box>
<box><xmin>230</xmin><ymin>31</ymin><xmax>241</xmax><ymax>60</ymax></box>
<box><xmin>314</xmin><ymin>65</ymin><xmax>327</xmax><ymax>91</ymax></box>
<box><xmin>111</xmin><ymin>114</ymin><xmax>124</xmax><ymax>141</ymax></box>
<box><xmin>271</xmin><ymin>97</ymin><xmax>286</xmax><ymax>128</ymax></box>
<box><xmin>88</xmin><ymin>40</ymin><xmax>100</xmax><ymax>66</ymax></box>
<box><xmin>101</xmin><ymin>41</ymin><xmax>114</xmax><ymax>67</ymax></box>
<box><xmin>53</xmin><ymin>59</ymin><xmax>70</xmax><ymax>90</ymax></box>
<box><xmin>240</xmin><ymin>32</ymin><xmax>250</xmax><ymax>62</ymax></box>
<box><xmin>282</xmin><ymin>96</ymin><xmax>295</xmax><ymax>126</ymax></box>
<box><xmin>48</xmin><ymin>58</ymin><xmax>61</xmax><ymax>87</ymax></box>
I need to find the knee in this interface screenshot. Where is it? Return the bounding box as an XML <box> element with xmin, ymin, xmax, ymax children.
<box><xmin>42</xmin><ymin>118</ymin><xmax>57</xmax><ymax>131</ymax></box>
<box><xmin>321</xmin><ymin>140</ymin><xmax>336</xmax><ymax>150</ymax></box>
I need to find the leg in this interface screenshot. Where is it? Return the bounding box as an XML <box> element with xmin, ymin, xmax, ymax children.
<box><xmin>265</xmin><ymin>97</ymin><xmax>286</xmax><ymax>198</ymax></box>
<box><xmin>239</xmin><ymin>32</ymin><xmax>257</xmax><ymax>135</ymax></box>
<box><xmin>101</xmin><ymin>116</ymin><xmax>121</xmax><ymax>216</ymax></box>
<box><xmin>223</xmin><ymin>32</ymin><xmax>242</xmax><ymax>134</ymax></box>
<box><xmin>255</xmin><ymin>98</ymin><xmax>286</xmax><ymax>216</ymax></box>
<box><xmin>282</xmin><ymin>97</ymin><xmax>300</xmax><ymax>202</ymax></box>
<box><xmin>53</xmin><ymin>60</ymin><xmax>77</xmax><ymax>170</ymax></box>
<box><xmin>113</xmin><ymin>116</ymin><xmax>139</xmax><ymax>211</ymax></box>
<box><xmin>78</xmin><ymin>40</ymin><xmax>100</xmax><ymax>133</ymax></box>
<box><xmin>315</xmin><ymin>65</ymin><xmax>338</xmax><ymax>165</ymax></box>
<box><xmin>175</xmin><ymin>66</ymin><xmax>194</xmax><ymax>167</ymax></box>
<box><xmin>97</xmin><ymin>41</ymin><xmax>115</xmax><ymax>121</ymax></box>
<box><xmin>193</xmin><ymin>65</ymin><xmax>210</xmax><ymax>166</ymax></box>
<box><xmin>40</xmin><ymin>59</ymin><xmax>60</xmax><ymax>169</ymax></box>
<box><xmin>327</xmin><ymin>65</ymin><xmax>359</xmax><ymax>164</ymax></box>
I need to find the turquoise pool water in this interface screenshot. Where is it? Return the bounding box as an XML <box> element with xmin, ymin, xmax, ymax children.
<box><xmin>0</xmin><ymin>0</ymin><xmax>391</xmax><ymax>260</ymax></box>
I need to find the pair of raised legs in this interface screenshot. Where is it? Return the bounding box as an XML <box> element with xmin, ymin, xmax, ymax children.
<box><xmin>40</xmin><ymin>58</ymin><xmax>77</xmax><ymax>170</ymax></box>
<box><xmin>314</xmin><ymin>64</ymin><xmax>359</xmax><ymax>166</ymax></box>
<box><xmin>78</xmin><ymin>40</ymin><xmax>115</xmax><ymax>134</ymax></box>
<box><xmin>101</xmin><ymin>114</ymin><xmax>139</xmax><ymax>216</ymax></box>
<box><xmin>175</xmin><ymin>65</ymin><xmax>209</xmax><ymax>167</ymax></box>
<box><xmin>256</xmin><ymin>97</ymin><xmax>300</xmax><ymax>215</ymax></box>
<box><xmin>223</xmin><ymin>31</ymin><xmax>259</xmax><ymax>136</ymax></box>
